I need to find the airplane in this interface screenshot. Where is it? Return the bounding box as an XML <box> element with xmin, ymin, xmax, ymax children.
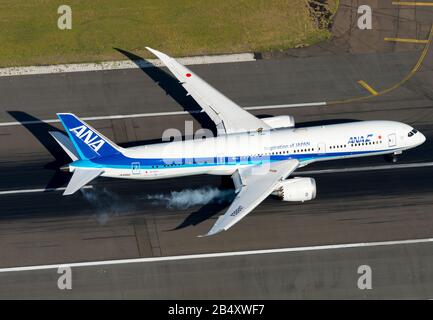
<box><xmin>50</xmin><ymin>47</ymin><xmax>426</xmax><ymax>237</ymax></box>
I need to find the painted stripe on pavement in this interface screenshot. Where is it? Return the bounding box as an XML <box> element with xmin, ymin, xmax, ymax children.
<box><xmin>0</xmin><ymin>102</ymin><xmax>327</xmax><ymax>127</ymax></box>
<box><xmin>0</xmin><ymin>237</ymin><xmax>432</xmax><ymax>273</ymax></box>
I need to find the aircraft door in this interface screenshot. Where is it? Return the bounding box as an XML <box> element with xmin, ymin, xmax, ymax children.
<box><xmin>388</xmin><ymin>134</ymin><xmax>397</xmax><ymax>147</ymax></box>
<box><xmin>131</xmin><ymin>162</ymin><xmax>141</xmax><ymax>175</ymax></box>
<box><xmin>317</xmin><ymin>142</ymin><xmax>326</xmax><ymax>154</ymax></box>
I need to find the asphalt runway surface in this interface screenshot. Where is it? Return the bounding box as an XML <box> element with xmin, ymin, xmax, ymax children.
<box><xmin>0</xmin><ymin>0</ymin><xmax>433</xmax><ymax>299</ymax></box>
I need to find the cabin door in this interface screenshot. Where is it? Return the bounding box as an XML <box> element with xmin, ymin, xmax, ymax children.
<box><xmin>388</xmin><ymin>134</ymin><xmax>397</xmax><ymax>147</ymax></box>
<box><xmin>131</xmin><ymin>162</ymin><xmax>141</xmax><ymax>175</ymax></box>
<box><xmin>317</xmin><ymin>142</ymin><xmax>326</xmax><ymax>154</ymax></box>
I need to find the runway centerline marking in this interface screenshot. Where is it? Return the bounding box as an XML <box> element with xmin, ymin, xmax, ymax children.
<box><xmin>1</xmin><ymin>162</ymin><xmax>432</xmax><ymax>196</ymax></box>
<box><xmin>0</xmin><ymin>237</ymin><xmax>433</xmax><ymax>273</ymax></box>
<box><xmin>0</xmin><ymin>186</ymin><xmax>92</xmax><ymax>195</ymax></box>
<box><xmin>296</xmin><ymin>162</ymin><xmax>433</xmax><ymax>175</ymax></box>
<box><xmin>357</xmin><ymin>80</ymin><xmax>378</xmax><ymax>96</ymax></box>
<box><xmin>0</xmin><ymin>102</ymin><xmax>326</xmax><ymax>127</ymax></box>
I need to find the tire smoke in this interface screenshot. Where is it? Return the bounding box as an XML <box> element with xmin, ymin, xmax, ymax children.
<box><xmin>145</xmin><ymin>186</ymin><xmax>234</xmax><ymax>210</ymax></box>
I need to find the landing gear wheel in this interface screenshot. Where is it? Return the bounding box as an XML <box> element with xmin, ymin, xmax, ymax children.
<box><xmin>220</xmin><ymin>176</ymin><xmax>234</xmax><ymax>190</ymax></box>
<box><xmin>384</xmin><ymin>154</ymin><xmax>398</xmax><ymax>163</ymax></box>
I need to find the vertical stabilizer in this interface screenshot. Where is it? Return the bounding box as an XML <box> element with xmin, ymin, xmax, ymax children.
<box><xmin>57</xmin><ymin>113</ymin><xmax>122</xmax><ymax>160</ymax></box>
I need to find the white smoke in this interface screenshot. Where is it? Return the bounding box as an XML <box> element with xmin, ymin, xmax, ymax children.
<box><xmin>145</xmin><ymin>186</ymin><xmax>234</xmax><ymax>210</ymax></box>
<box><xmin>80</xmin><ymin>187</ymin><xmax>134</xmax><ymax>224</ymax></box>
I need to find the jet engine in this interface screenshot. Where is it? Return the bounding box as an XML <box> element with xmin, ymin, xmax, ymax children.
<box><xmin>272</xmin><ymin>177</ymin><xmax>316</xmax><ymax>202</ymax></box>
<box><xmin>262</xmin><ymin>115</ymin><xmax>295</xmax><ymax>129</ymax></box>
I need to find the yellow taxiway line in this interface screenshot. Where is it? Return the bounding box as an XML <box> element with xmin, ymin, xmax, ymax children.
<box><xmin>392</xmin><ymin>1</ymin><xmax>433</xmax><ymax>6</ymax></box>
<box><xmin>357</xmin><ymin>80</ymin><xmax>378</xmax><ymax>96</ymax></box>
<box><xmin>384</xmin><ymin>37</ymin><xmax>429</xmax><ymax>44</ymax></box>
<box><xmin>329</xmin><ymin>24</ymin><xmax>433</xmax><ymax>105</ymax></box>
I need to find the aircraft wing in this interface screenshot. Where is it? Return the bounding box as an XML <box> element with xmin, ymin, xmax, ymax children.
<box><xmin>146</xmin><ymin>47</ymin><xmax>271</xmax><ymax>135</ymax></box>
<box><xmin>201</xmin><ymin>159</ymin><xmax>299</xmax><ymax>237</ymax></box>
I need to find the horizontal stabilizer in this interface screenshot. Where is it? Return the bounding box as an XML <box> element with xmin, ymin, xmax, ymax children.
<box><xmin>49</xmin><ymin>131</ymin><xmax>79</xmax><ymax>161</ymax></box>
<box><xmin>63</xmin><ymin>168</ymin><xmax>103</xmax><ymax>195</ymax></box>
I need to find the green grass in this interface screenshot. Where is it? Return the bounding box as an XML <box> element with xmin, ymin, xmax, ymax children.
<box><xmin>0</xmin><ymin>0</ymin><xmax>338</xmax><ymax>67</ymax></box>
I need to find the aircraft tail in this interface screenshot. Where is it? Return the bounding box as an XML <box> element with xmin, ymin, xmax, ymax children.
<box><xmin>53</xmin><ymin>113</ymin><xmax>123</xmax><ymax>195</ymax></box>
<box><xmin>56</xmin><ymin>113</ymin><xmax>122</xmax><ymax>160</ymax></box>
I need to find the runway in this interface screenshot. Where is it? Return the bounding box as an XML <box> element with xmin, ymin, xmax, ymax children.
<box><xmin>2</xmin><ymin>240</ymin><xmax>433</xmax><ymax>299</ymax></box>
<box><xmin>0</xmin><ymin>0</ymin><xmax>433</xmax><ymax>299</ymax></box>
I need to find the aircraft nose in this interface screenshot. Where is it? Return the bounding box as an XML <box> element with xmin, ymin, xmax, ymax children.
<box><xmin>419</xmin><ymin>132</ymin><xmax>426</xmax><ymax>145</ymax></box>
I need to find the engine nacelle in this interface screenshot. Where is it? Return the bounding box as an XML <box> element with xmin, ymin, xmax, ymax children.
<box><xmin>261</xmin><ymin>115</ymin><xmax>295</xmax><ymax>129</ymax></box>
<box><xmin>272</xmin><ymin>177</ymin><xmax>316</xmax><ymax>202</ymax></box>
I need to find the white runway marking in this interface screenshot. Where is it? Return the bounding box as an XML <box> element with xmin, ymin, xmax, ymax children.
<box><xmin>0</xmin><ymin>185</ymin><xmax>92</xmax><ymax>195</ymax></box>
<box><xmin>0</xmin><ymin>102</ymin><xmax>326</xmax><ymax>127</ymax></box>
<box><xmin>297</xmin><ymin>162</ymin><xmax>433</xmax><ymax>175</ymax></box>
<box><xmin>0</xmin><ymin>53</ymin><xmax>256</xmax><ymax>77</ymax></box>
<box><xmin>0</xmin><ymin>237</ymin><xmax>432</xmax><ymax>273</ymax></box>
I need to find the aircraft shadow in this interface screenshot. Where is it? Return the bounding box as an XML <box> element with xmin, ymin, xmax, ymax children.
<box><xmin>171</xmin><ymin>201</ymin><xmax>231</xmax><ymax>231</ymax></box>
<box><xmin>114</xmin><ymin>48</ymin><xmax>217</xmax><ymax>135</ymax></box>
<box><xmin>170</xmin><ymin>176</ymin><xmax>235</xmax><ymax>231</ymax></box>
<box><xmin>7</xmin><ymin>111</ymin><xmax>72</xmax><ymax>189</ymax></box>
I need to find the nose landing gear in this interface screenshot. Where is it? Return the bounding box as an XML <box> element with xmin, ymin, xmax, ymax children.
<box><xmin>384</xmin><ymin>151</ymin><xmax>402</xmax><ymax>163</ymax></box>
<box><xmin>385</xmin><ymin>154</ymin><xmax>398</xmax><ymax>163</ymax></box>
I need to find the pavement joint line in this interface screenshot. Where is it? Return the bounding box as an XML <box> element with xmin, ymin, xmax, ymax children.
<box><xmin>1</xmin><ymin>237</ymin><xmax>433</xmax><ymax>273</ymax></box>
<box><xmin>357</xmin><ymin>80</ymin><xmax>378</xmax><ymax>96</ymax></box>
<box><xmin>1</xmin><ymin>162</ymin><xmax>432</xmax><ymax>196</ymax></box>
<box><xmin>384</xmin><ymin>37</ymin><xmax>429</xmax><ymax>44</ymax></box>
<box><xmin>392</xmin><ymin>1</ymin><xmax>433</xmax><ymax>6</ymax></box>
<box><xmin>0</xmin><ymin>102</ymin><xmax>327</xmax><ymax>127</ymax></box>
<box><xmin>0</xmin><ymin>53</ymin><xmax>256</xmax><ymax>77</ymax></box>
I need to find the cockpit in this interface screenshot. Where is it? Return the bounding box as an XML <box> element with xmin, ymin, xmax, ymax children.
<box><xmin>408</xmin><ymin>129</ymin><xmax>418</xmax><ymax>137</ymax></box>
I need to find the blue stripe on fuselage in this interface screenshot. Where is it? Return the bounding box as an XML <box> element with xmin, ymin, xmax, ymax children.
<box><xmin>70</xmin><ymin>149</ymin><xmax>395</xmax><ymax>170</ymax></box>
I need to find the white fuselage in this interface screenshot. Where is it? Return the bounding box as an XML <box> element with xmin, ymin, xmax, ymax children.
<box><xmin>72</xmin><ymin>120</ymin><xmax>425</xmax><ymax>179</ymax></box>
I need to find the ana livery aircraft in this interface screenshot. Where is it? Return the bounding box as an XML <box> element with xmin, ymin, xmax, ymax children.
<box><xmin>51</xmin><ymin>47</ymin><xmax>426</xmax><ymax>236</ymax></box>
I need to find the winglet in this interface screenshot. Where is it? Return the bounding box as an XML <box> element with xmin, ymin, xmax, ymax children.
<box><xmin>145</xmin><ymin>47</ymin><xmax>172</xmax><ymax>63</ymax></box>
<box><xmin>197</xmin><ymin>215</ymin><xmax>226</xmax><ymax>237</ymax></box>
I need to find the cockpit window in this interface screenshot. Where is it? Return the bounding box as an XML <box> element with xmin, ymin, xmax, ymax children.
<box><xmin>408</xmin><ymin>129</ymin><xmax>418</xmax><ymax>137</ymax></box>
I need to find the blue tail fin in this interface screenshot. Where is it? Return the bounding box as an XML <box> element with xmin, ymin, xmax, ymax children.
<box><xmin>57</xmin><ymin>113</ymin><xmax>121</xmax><ymax>160</ymax></box>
